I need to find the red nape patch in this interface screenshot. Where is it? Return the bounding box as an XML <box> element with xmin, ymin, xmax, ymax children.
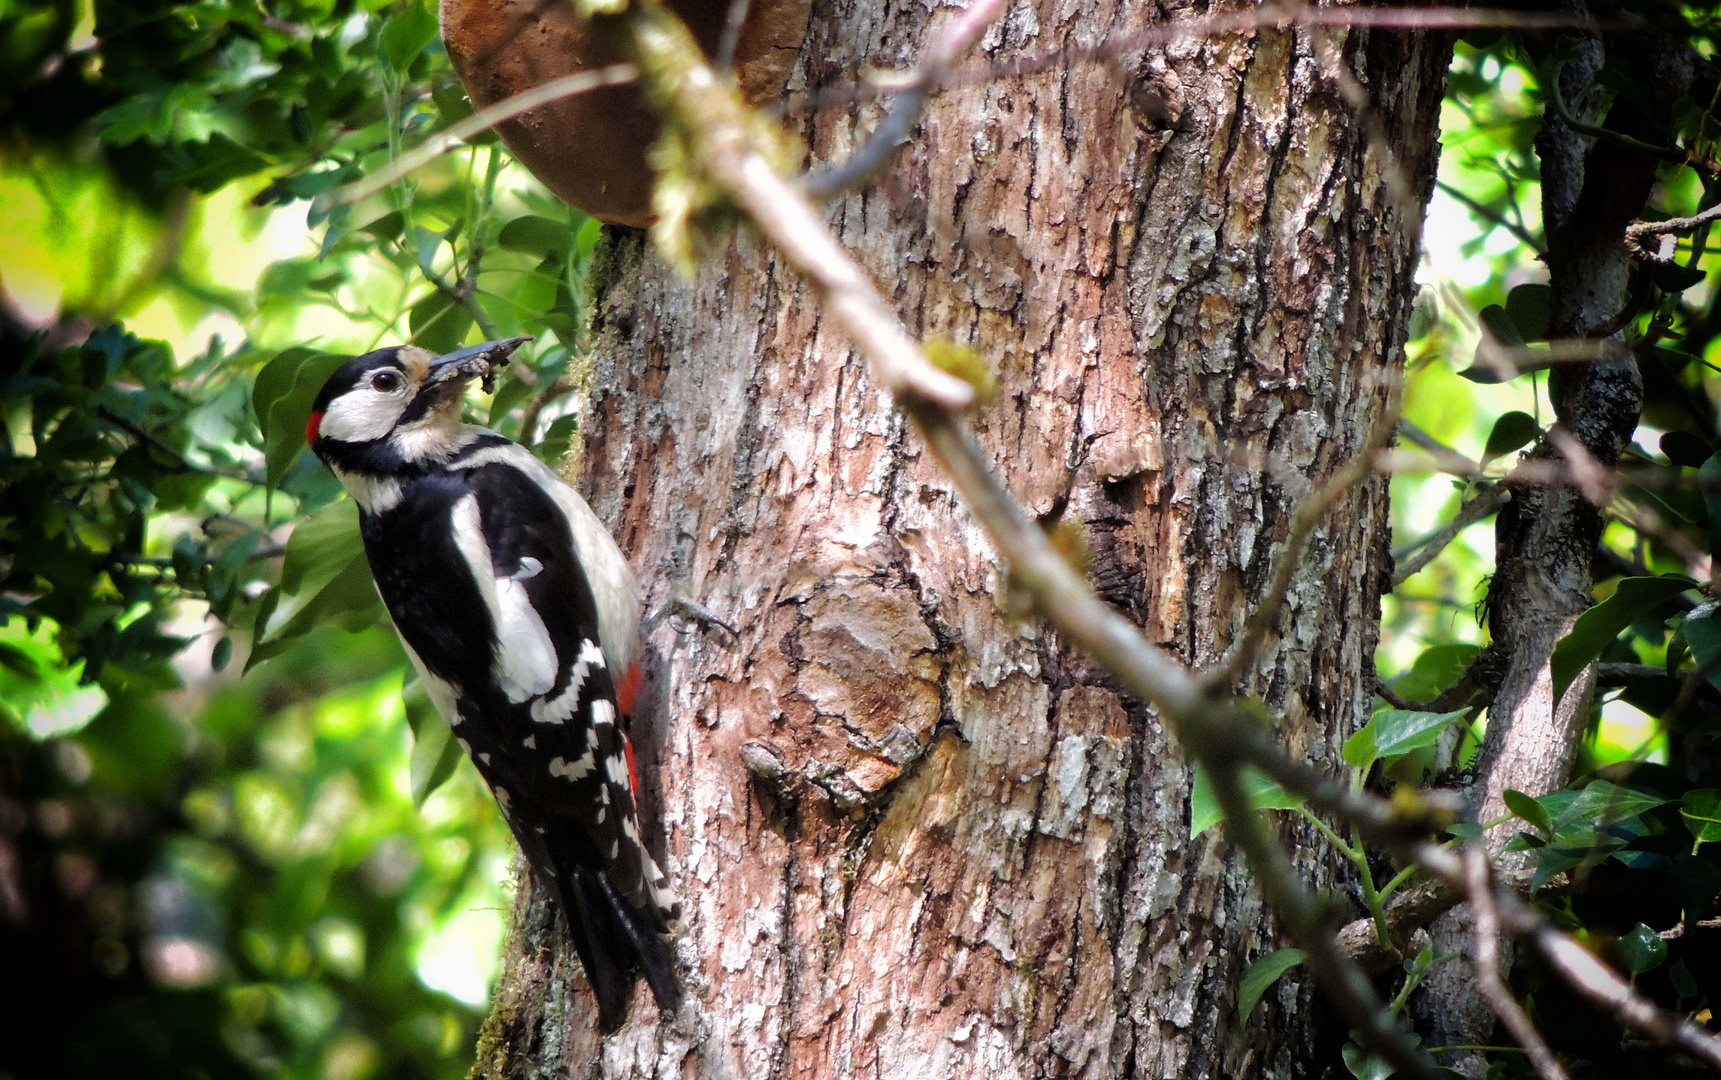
<box><xmin>304</xmin><ymin>410</ymin><xmax>324</xmax><ymax>447</ymax></box>
<box><xmin>616</xmin><ymin>662</ymin><xmax>642</xmax><ymax>717</ymax></box>
<box><xmin>624</xmin><ymin>737</ymin><xmax>640</xmax><ymax>799</ymax></box>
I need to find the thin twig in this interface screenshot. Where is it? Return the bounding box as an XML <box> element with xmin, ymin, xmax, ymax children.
<box><xmin>713</xmin><ymin>0</ymin><xmax>752</xmax><ymax>73</ymax></box>
<box><xmin>518</xmin><ymin>376</ymin><xmax>579</xmax><ymax>445</ymax></box>
<box><xmin>801</xmin><ymin>0</ymin><xmax>1009</xmax><ymax>199</ymax></box>
<box><xmin>1437</xmin><ymin>181</ymin><xmax>1546</xmax><ymax>255</ymax></box>
<box><xmin>1392</xmin><ymin>484</ymin><xmax>1511</xmax><ymax>586</ymax></box>
<box><xmin>329</xmin><ymin>65</ymin><xmax>639</xmax><ymax>208</ymax></box>
<box><xmin>1465</xmin><ymin>849</ymin><xmax>1571</xmax><ymax>1080</ymax></box>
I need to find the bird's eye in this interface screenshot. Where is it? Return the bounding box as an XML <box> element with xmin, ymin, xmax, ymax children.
<box><xmin>371</xmin><ymin>370</ymin><xmax>404</xmax><ymax>393</ymax></box>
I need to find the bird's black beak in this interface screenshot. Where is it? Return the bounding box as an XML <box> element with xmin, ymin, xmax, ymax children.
<box><xmin>428</xmin><ymin>336</ymin><xmax>533</xmax><ymax>384</ymax></box>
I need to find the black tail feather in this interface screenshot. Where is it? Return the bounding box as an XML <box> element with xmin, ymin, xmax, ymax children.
<box><xmin>564</xmin><ymin>863</ymin><xmax>682</xmax><ymax>1032</ymax></box>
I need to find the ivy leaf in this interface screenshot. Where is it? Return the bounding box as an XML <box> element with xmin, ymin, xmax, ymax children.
<box><xmin>1342</xmin><ymin>709</ymin><xmax>1468</xmax><ymax>772</ymax></box>
<box><xmin>1701</xmin><ymin>454</ymin><xmax>1721</xmax><ymax>557</ymax></box>
<box><xmin>408</xmin><ymin>291</ymin><xmax>473</xmax><ymax>354</ymax></box>
<box><xmin>1685</xmin><ymin>607</ymin><xmax>1721</xmax><ymax>690</ymax></box>
<box><xmin>1190</xmin><ymin>764</ymin><xmax>1306</xmax><ymax>838</ymax></box>
<box><xmin>1550</xmin><ymin>576</ymin><xmax>1698</xmax><ymax>704</ymax></box>
<box><xmin>264</xmin><ymin>352</ymin><xmax>350</xmax><ymax>492</ymax></box>
<box><xmin>1238</xmin><ymin>948</ymin><xmax>1305</xmax><ymax>1021</ymax></box>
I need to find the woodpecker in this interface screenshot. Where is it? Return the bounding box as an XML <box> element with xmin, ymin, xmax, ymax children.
<box><xmin>304</xmin><ymin>337</ymin><xmax>679</xmax><ymax>1031</ymax></box>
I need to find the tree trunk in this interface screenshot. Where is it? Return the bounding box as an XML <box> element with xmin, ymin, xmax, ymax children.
<box><xmin>472</xmin><ymin>3</ymin><xmax>1449</xmax><ymax>1077</ymax></box>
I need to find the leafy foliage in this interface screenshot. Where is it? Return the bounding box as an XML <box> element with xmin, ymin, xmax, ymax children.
<box><xmin>0</xmin><ymin>1</ymin><xmax>604</xmax><ymax>1075</ymax></box>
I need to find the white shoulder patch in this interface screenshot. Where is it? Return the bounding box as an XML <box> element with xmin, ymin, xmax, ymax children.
<box><xmin>449</xmin><ymin>439</ymin><xmax>640</xmax><ymax>671</ymax></box>
<box><xmin>450</xmin><ymin>494</ymin><xmax>558</xmax><ymax>703</ymax></box>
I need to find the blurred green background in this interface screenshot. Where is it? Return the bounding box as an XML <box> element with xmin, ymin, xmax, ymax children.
<box><xmin>4</xmin><ymin>2</ymin><xmax>1721</xmax><ymax>1078</ymax></box>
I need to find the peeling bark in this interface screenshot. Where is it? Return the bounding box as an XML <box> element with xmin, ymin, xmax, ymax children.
<box><xmin>473</xmin><ymin>3</ymin><xmax>1448</xmax><ymax>1077</ymax></box>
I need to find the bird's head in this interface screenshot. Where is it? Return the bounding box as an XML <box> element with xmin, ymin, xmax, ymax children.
<box><xmin>305</xmin><ymin>337</ymin><xmax>530</xmax><ymax>478</ymax></box>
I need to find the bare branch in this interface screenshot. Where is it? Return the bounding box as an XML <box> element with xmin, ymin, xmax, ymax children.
<box><xmin>1393</xmin><ymin>484</ymin><xmax>1511</xmax><ymax>586</ymax></box>
<box><xmin>1465</xmin><ymin>849</ymin><xmax>1571</xmax><ymax>1080</ymax></box>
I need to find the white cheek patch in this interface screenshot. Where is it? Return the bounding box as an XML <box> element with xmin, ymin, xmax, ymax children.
<box><xmin>318</xmin><ymin>388</ymin><xmax>410</xmax><ymax>444</ymax></box>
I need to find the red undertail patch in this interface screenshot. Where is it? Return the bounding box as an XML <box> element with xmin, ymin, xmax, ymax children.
<box><xmin>616</xmin><ymin>661</ymin><xmax>641</xmax><ymax>718</ymax></box>
<box><xmin>624</xmin><ymin>737</ymin><xmax>640</xmax><ymax>802</ymax></box>
<box><xmin>305</xmin><ymin>410</ymin><xmax>323</xmax><ymax>447</ymax></box>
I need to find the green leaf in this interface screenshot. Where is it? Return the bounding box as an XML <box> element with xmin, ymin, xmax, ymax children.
<box><xmin>1190</xmin><ymin>764</ymin><xmax>1306</xmax><ymax>837</ymax></box>
<box><xmin>1680</xmin><ymin>789</ymin><xmax>1721</xmax><ymax>845</ymax></box>
<box><xmin>381</xmin><ymin>0</ymin><xmax>439</xmax><ymax>73</ymax></box>
<box><xmin>533</xmin><ymin>413</ymin><xmax>579</xmax><ymax>465</ymax></box>
<box><xmin>1478</xmin><ymin>303</ymin><xmax>1526</xmax><ymax>347</ymax></box>
<box><xmin>252</xmin><ymin>347</ymin><xmax>324</xmax><ymax>440</ymax></box>
<box><xmin>498</xmin><ymin>216</ymin><xmax>573</xmax><ymax>257</ymax></box>
<box><xmin>211</xmin><ymin>636</ymin><xmax>233</xmax><ymax>672</ymax></box>
<box><xmin>1390</xmin><ymin>643</ymin><xmax>1480</xmax><ymax>704</ymax></box>
<box><xmin>1482</xmin><ymin>410</ymin><xmax>1538</xmax><ymax>460</ymax></box>
<box><xmin>1503</xmin><ymin>788</ymin><xmax>1553</xmax><ymax>836</ymax></box>
<box><xmin>361</xmin><ymin>211</ymin><xmax>406</xmax><ymax>242</ymax></box>
<box><xmin>1505</xmin><ymin>283</ymin><xmax>1551</xmax><ymax>341</ymax></box>
<box><xmin>278</xmin><ymin>500</ymin><xmax>367</xmax><ymax>597</ymax></box>
<box><xmin>405</xmin><ymin>675</ymin><xmax>463</xmax><ymax>807</ymax></box>
<box><xmin>408</xmin><ymin>291</ymin><xmax>474</xmax><ymax>355</ymax></box>
<box><xmin>264</xmin><ymin>352</ymin><xmax>351</xmax><ymax>492</ymax></box>
<box><xmin>1654</xmin><ymin>262</ymin><xmax>1708</xmax><ymax>294</ymax></box>
<box><xmin>1672</xmin><ymin>959</ymin><xmax>1699</xmax><ymax>999</ymax></box>
<box><xmin>1620</xmin><ymin>923</ymin><xmax>1668</xmax><ymax>976</ymax></box>
<box><xmin>246</xmin><ymin>556</ymin><xmax>382</xmax><ymax>671</ymax></box>
<box><xmin>1238</xmin><ymin>948</ymin><xmax>1306</xmax><ymax>1021</ymax></box>
<box><xmin>1550</xmin><ymin>576</ymin><xmax>1698</xmax><ymax>704</ymax></box>
<box><xmin>1550</xmin><ymin>780</ymin><xmax>1669</xmax><ymax>832</ymax></box>
<box><xmin>1343</xmin><ymin>709</ymin><xmax>1468</xmax><ymax>771</ymax></box>
<box><xmin>487</xmin><ymin>373</ymin><xmax>535</xmax><ymax>427</ymax></box>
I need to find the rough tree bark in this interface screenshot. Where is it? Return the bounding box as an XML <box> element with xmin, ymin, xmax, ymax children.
<box><xmin>472</xmin><ymin>2</ymin><xmax>1449</xmax><ymax>1077</ymax></box>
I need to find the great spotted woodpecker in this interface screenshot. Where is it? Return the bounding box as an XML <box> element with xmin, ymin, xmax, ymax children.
<box><xmin>305</xmin><ymin>337</ymin><xmax>680</xmax><ymax>1031</ymax></box>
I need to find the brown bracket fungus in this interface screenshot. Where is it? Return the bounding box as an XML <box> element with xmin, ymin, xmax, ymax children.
<box><xmin>440</xmin><ymin>0</ymin><xmax>808</xmax><ymax>225</ymax></box>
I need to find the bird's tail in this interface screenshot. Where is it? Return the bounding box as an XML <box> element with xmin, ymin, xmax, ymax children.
<box><xmin>561</xmin><ymin>860</ymin><xmax>683</xmax><ymax>1033</ymax></box>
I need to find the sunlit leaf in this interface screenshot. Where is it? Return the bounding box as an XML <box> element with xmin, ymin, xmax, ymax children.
<box><xmin>1681</xmin><ymin>789</ymin><xmax>1721</xmax><ymax>845</ymax></box>
<box><xmin>1189</xmin><ymin>764</ymin><xmax>1306</xmax><ymax>838</ymax></box>
<box><xmin>1342</xmin><ymin>709</ymin><xmax>1467</xmax><ymax>771</ymax></box>
<box><xmin>1550</xmin><ymin>576</ymin><xmax>1697</xmax><ymax>704</ymax></box>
